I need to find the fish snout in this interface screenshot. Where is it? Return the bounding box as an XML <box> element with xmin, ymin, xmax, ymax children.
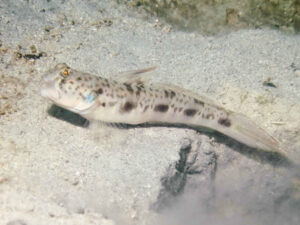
<box><xmin>40</xmin><ymin>75</ymin><xmax>60</xmax><ymax>100</ymax></box>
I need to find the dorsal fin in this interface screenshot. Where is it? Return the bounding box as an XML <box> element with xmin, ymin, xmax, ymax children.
<box><xmin>113</xmin><ymin>66</ymin><xmax>157</xmax><ymax>84</ymax></box>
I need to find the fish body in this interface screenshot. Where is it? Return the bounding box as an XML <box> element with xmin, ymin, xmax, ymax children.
<box><xmin>41</xmin><ymin>63</ymin><xmax>281</xmax><ymax>152</ymax></box>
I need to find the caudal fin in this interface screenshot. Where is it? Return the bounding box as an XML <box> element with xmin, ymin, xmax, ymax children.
<box><xmin>223</xmin><ymin>112</ymin><xmax>282</xmax><ymax>153</ymax></box>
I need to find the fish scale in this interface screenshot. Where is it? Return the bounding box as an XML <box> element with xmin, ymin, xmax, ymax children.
<box><xmin>41</xmin><ymin>63</ymin><xmax>282</xmax><ymax>153</ymax></box>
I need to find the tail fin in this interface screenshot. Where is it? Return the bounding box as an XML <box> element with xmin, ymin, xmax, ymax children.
<box><xmin>222</xmin><ymin>112</ymin><xmax>282</xmax><ymax>153</ymax></box>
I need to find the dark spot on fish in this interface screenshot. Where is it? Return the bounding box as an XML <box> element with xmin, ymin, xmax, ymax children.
<box><xmin>164</xmin><ymin>90</ymin><xmax>169</xmax><ymax>98</ymax></box>
<box><xmin>194</xmin><ymin>98</ymin><xmax>204</xmax><ymax>106</ymax></box>
<box><xmin>137</xmin><ymin>83</ymin><xmax>145</xmax><ymax>89</ymax></box>
<box><xmin>136</xmin><ymin>86</ymin><xmax>142</xmax><ymax>96</ymax></box>
<box><xmin>59</xmin><ymin>79</ymin><xmax>66</xmax><ymax>89</ymax></box>
<box><xmin>170</xmin><ymin>91</ymin><xmax>176</xmax><ymax>99</ymax></box>
<box><xmin>101</xmin><ymin>82</ymin><xmax>107</xmax><ymax>88</ymax></box>
<box><xmin>102</xmin><ymin>102</ymin><xmax>106</xmax><ymax>107</ymax></box>
<box><xmin>84</xmin><ymin>77</ymin><xmax>89</xmax><ymax>82</ymax></box>
<box><xmin>174</xmin><ymin>107</ymin><xmax>178</xmax><ymax>112</ymax></box>
<box><xmin>124</xmin><ymin>83</ymin><xmax>134</xmax><ymax>94</ymax></box>
<box><xmin>77</xmin><ymin>77</ymin><xmax>82</xmax><ymax>81</ymax></box>
<box><xmin>178</xmin><ymin>107</ymin><xmax>183</xmax><ymax>112</ymax></box>
<box><xmin>218</xmin><ymin>118</ymin><xmax>231</xmax><ymax>127</ymax></box>
<box><xmin>121</xmin><ymin>101</ymin><xmax>136</xmax><ymax>113</ymax></box>
<box><xmin>184</xmin><ymin>109</ymin><xmax>197</xmax><ymax>117</ymax></box>
<box><xmin>154</xmin><ymin>104</ymin><xmax>169</xmax><ymax>113</ymax></box>
<box><xmin>75</xmin><ymin>85</ymin><xmax>80</xmax><ymax>90</ymax></box>
<box><xmin>96</xmin><ymin>88</ymin><xmax>103</xmax><ymax>95</ymax></box>
<box><xmin>205</xmin><ymin>114</ymin><xmax>215</xmax><ymax>119</ymax></box>
<box><xmin>69</xmin><ymin>80</ymin><xmax>74</xmax><ymax>85</ymax></box>
<box><xmin>103</xmin><ymin>79</ymin><xmax>110</xmax><ymax>87</ymax></box>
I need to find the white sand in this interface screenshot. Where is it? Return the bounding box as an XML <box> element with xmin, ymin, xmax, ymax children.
<box><xmin>0</xmin><ymin>0</ymin><xmax>300</xmax><ymax>224</ymax></box>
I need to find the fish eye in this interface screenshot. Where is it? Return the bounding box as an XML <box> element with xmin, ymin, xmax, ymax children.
<box><xmin>60</xmin><ymin>68</ymin><xmax>70</xmax><ymax>77</ymax></box>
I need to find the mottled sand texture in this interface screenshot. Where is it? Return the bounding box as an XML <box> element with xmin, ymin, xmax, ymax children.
<box><xmin>0</xmin><ymin>0</ymin><xmax>300</xmax><ymax>225</ymax></box>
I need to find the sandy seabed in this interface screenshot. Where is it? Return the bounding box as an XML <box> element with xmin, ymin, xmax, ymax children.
<box><xmin>0</xmin><ymin>0</ymin><xmax>300</xmax><ymax>225</ymax></box>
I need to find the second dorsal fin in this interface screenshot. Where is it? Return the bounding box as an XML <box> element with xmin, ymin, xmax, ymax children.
<box><xmin>113</xmin><ymin>66</ymin><xmax>157</xmax><ymax>84</ymax></box>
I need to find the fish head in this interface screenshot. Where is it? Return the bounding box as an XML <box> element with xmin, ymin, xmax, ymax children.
<box><xmin>41</xmin><ymin>63</ymin><xmax>98</xmax><ymax>114</ymax></box>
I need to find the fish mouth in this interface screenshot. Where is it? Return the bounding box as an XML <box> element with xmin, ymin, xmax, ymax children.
<box><xmin>40</xmin><ymin>76</ymin><xmax>82</xmax><ymax>113</ymax></box>
<box><xmin>40</xmin><ymin>78</ymin><xmax>61</xmax><ymax>101</ymax></box>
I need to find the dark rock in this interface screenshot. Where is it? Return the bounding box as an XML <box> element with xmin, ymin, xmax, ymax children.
<box><xmin>153</xmin><ymin>138</ymin><xmax>217</xmax><ymax>211</ymax></box>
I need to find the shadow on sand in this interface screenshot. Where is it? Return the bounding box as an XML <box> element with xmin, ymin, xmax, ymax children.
<box><xmin>48</xmin><ymin>104</ymin><xmax>296</xmax><ymax>169</ymax></box>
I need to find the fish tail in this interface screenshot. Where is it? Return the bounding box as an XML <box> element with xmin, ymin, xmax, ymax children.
<box><xmin>222</xmin><ymin>112</ymin><xmax>282</xmax><ymax>152</ymax></box>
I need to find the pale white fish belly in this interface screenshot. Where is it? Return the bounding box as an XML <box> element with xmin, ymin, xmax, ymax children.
<box><xmin>86</xmin><ymin>106</ymin><xmax>149</xmax><ymax>124</ymax></box>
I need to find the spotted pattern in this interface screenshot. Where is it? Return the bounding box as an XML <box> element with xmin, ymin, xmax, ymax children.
<box><xmin>170</xmin><ymin>91</ymin><xmax>176</xmax><ymax>98</ymax></box>
<box><xmin>154</xmin><ymin>104</ymin><xmax>169</xmax><ymax>113</ymax></box>
<box><xmin>218</xmin><ymin>118</ymin><xmax>231</xmax><ymax>127</ymax></box>
<box><xmin>96</xmin><ymin>88</ymin><xmax>103</xmax><ymax>95</ymax></box>
<box><xmin>184</xmin><ymin>109</ymin><xmax>197</xmax><ymax>117</ymax></box>
<box><xmin>205</xmin><ymin>114</ymin><xmax>215</xmax><ymax>119</ymax></box>
<box><xmin>50</xmin><ymin>65</ymin><xmax>234</xmax><ymax>132</ymax></box>
<box><xmin>124</xmin><ymin>83</ymin><xmax>134</xmax><ymax>94</ymax></box>
<box><xmin>120</xmin><ymin>101</ymin><xmax>137</xmax><ymax>113</ymax></box>
<box><xmin>194</xmin><ymin>98</ymin><xmax>204</xmax><ymax>106</ymax></box>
